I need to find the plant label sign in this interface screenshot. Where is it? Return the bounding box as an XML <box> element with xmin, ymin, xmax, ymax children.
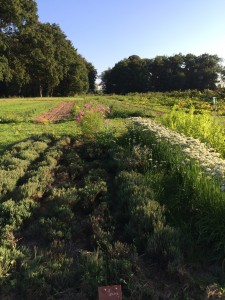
<box><xmin>98</xmin><ymin>285</ymin><xmax>122</xmax><ymax>300</ymax></box>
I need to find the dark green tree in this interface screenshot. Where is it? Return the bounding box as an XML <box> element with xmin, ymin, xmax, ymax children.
<box><xmin>101</xmin><ymin>55</ymin><xmax>151</xmax><ymax>94</ymax></box>
<box><xmin>24</xmin><ymin>23</ymin><xmax>65</xmax><ymax>97</ymax></box>
<box><xmin>85</xmin><ymin>61</ymin><xmax>97</xmax><ymax>93</ymax></box>
<box><xmin>101</xmin><ymin>53</ymin><xmax>224</xmax><ymax>93</ymax></box>
<box><xmin>148</xmin><ymin>54</ymin><xmax>186</xmax><ymax>91</ymax></box>
<box><xmin>55</xmin><ymin>54</ymin><xmax>89</xmax><ymax>96</ymax></box>
<box><xmin>184</xmin><ymin>53</ymin><xmax>223</xmax><ymax>90</ymax></box>
<box><xmin>22</xmin><ymin>23</ymin><xmax>89</xmax><ymax>97</ymax></box>
<box><xmin>147</xmin><ymin>55</ymin><xmax>167</xmax><ymax>91</ymax></box>
<box><xmin>0</xmin><ymin>0</ymin><xmax>94</xmax><ymax>97</ymax></box>
<box><xmin>0</xmin><ymin>0</ymin><xmax>38</xmax><ymax>96</ymax></box>
<box><xmin>0</xmin><ymin>0</ymin><xmax>38</xmax><ymax>33</ymax></box>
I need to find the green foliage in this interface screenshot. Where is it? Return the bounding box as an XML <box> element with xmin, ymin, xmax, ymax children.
<box><xmin>147</xmin><ymin>225</ymin><xmax>182</xmax><ymax>272</ymax></box>
<box><xmin>0</xmin><ymin>245</ymin><xmax>26</xmax><ymax>279</ymax></box>
<box><xmin>85</xmin><ymin>61</ymin><xmax>98</xmax><ymax>93</ymax></box>
<box><xmin>161</xmin><ymin>106</ymin><xmax>225</xmax><ymax>157</ymax></box>
<box><xmin>114</xmin><ymin>144</ymin><xmax>153</xmax><ymax>172</ymax></box>
<box><xmin>78</xmin><ymin>249</ymin><xmax>134</xmax><ymax>298</ymax></box>
<box><xmin>114</xmin><ymin>169</ymin><xmax>182</xmax><ymax>268</ymax></box>
<box><xmin>101</xmin><ymin>53</ymin><xmax>224</xmax><ymax>94</ymax></box>
<box><xmin>0</xmin><ymin>137</ymin><xmax>50</xmax><ymax>199</ymax></box>
<box><xmin>0</xmin><ymin>56</ymin><xmax>11</xmax><ymax>82</ymax></box>
<box><xmin>101</xmin><ymin>55</ymin><xmax>151</xmax><ymax>94</ymax></box>
<box><xmin>133</xmin><ymin>119</ymin><xmax>225</xmax><ymax>259</ymax></box>
<box><xmin>0</xmin><ymin>102</ymin><xmax>225</xmax><ymax>299</ymax></box>
<box><xmin>39</xmin><ymin>211</ymin><xmax>74</xmax><ymax>242</ymax></box>
<box><xmin>0</xmin><ymin>198</ymin><xmax>37</xmax><ymax>234</ymax></box>
<box><xmin>0</xmin><ymin>2</ymin><xmax>96</xmax><ymax>97</ymax></box>
<box><xmin>78</xmin><ymin>178</ymin><xmax>108</xmax><ymax>211</ymax></box>
<box><xmin>78</xmin><ymin>249</ymin><xmax>105</xmax><ymax>297</ymax></box>
<box><xmin>75</xmin><ymin>102</ymin><xmax>110</xmax><ymax>139</ymax></box>
<box><xmin>17</xmin><ymin>245</ymin><xmax>76</xmax><ymax>299</ymax></box>
<box><xmin>0</xmin><ymin>0</ymin><xmax>38</xmax><ymax>33</ymax></box>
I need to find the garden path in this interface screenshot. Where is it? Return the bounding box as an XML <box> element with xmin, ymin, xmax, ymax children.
<box><xmin>34</xmin><ymin>101</ymin><xmax>74</xmax><ymax>122</ymax></box>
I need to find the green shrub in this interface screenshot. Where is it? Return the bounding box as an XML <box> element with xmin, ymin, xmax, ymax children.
<box><xmin>0</xmin><ymin>198</ymin><xmax>37</xmax><ymax>235</ymax></box>
<box><xmin>115</xmin><ymin>171</ymin><xmax>154</xmax><ymax>216</ymax></box>
<box><xmin>78</xmin><ymin>179</ymin><xmax>108</xmax><ymax>212</ymax></box>
<box><xmin>0</xmin><ymin>246</ymin><xmax>26</xmax><ymax>279</ymax></box>
<box><xmin>161</xmin><ymin>106</ymin><xmax>225</xmax><ymax>157</ymax></box>
<box><xmin>76</xmin><ymin>102</ymin><xmax>110</xmax><ymax>139</ymax></box>
<box><xmin>147</xmin><ymin>225</ymin><xmax>182</xmax><ymax>272</ymax></box>
<box><xmin>125</xmin><ymin>200</ymin><xmax>166</xmax><ymax>249</ymax></box>
<box><xmin>78</xmin><ymin>249</ymin><xmax>105</xmax><ymax>298</ymax></box>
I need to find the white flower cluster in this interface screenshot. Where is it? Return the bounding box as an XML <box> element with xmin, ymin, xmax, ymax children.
<box><xmin>131</xmin><ymin>117</ymin><xmax>225</xmax><ymax>188</ymax></box>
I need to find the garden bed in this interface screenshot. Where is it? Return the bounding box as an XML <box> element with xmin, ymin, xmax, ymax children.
<box><xmin>0</xmin><ymin>128</ymin><xmax>224</xmax><ymax>299</ymax></box>
<box><xmin>34</xmin><ymin>101</ymin><xmax>75</xmax><ymax>122</ymax></box>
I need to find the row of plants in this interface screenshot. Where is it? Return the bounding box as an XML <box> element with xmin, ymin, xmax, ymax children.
<box><xmin>1</xmin><ymin>98</ymin><xmax>225</xmax><ymax>298</ymax></box>
<box><xmin>0</xmin><ymin>124</ymin><xmax>204</xmax><ymax>299</ymax></box>
<box><xmin>0</xmin><ymin>136</ymin><xmax>54</xmax><ymax>200</ymax></box>
<box><xmin>0</xmin><ymin>137</ymin><xmax>65</xmax><ymax>246</ymax></box>
<box><xmin>131</xmin><ymin>117</ymin><xmax>225</xmax><ymax>259</ymax></box>
<box><xmin>160</xmin><ymin>105</ymin><xmax>225</xmax><ymax>157</ymax></box>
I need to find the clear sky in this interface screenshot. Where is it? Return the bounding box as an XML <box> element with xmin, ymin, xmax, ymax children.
<box><xmin>36</xmin><ymin>0</ymin><xmax>225</xmax><ymax>76</ymax></box>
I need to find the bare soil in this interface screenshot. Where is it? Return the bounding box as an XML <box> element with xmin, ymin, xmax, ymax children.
<box><xmin>34</xmin><ymin>101</ymin><xmax>74</xmax><ymax>122</ymax></box>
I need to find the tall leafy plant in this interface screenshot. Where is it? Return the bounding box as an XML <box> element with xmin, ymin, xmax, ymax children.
<box><xmin>76</xmin><ymin>102</ymin><xmax>110</xmax><ymax>139</ymax></box>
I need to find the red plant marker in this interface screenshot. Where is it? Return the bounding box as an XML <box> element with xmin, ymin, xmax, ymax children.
<box><xmin>98</xmin><ymin>285</ymin><xmax>122</xmax><ymax>300</ymax></box>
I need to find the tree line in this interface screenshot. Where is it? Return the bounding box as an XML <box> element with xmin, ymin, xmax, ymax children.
<box><xmin>0</xmin><ymin>0</ymin><xmax>97</xmax><ymax>97</ymax></box>
<box><xmin>1</xmin><ymin>1</ymin><xmax>225</xmax><ymax>97</ymax></box>
<box><xmin>101</xmin><ymin>54</ymin><xmax>225</xmax><ymax>94</ymax></box>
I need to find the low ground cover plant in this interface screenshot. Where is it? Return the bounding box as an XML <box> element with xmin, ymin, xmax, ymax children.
<box><xmin>0</xmin><ymin>136</ymin><xmax>52</xmax><ymax>200</ymax></box>
<box><xmin>0</xmin><ymin>129</ymin><xmax>202</xmax><ymax>299</ymax></box>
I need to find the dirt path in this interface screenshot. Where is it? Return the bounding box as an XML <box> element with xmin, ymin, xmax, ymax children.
<box><xmin>34</xmin><ymin>101</ymin><xmax>74</xmax><ymax>122</ymax></box>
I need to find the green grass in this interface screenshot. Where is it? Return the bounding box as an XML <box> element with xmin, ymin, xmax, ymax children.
<box><xmin>0</xmin><ymin>95</ymin><xmax>164</xmax><ymax>153</ymax></box>
<box><xmin>0</xmin><ymin>121</ymin><xmax>79</xmax><ymax>153</ymax></box>
<box><xmin>0</xmin><ymin>93</ymin><xmax>224</xmax><ymax>154</ymax></box>
<box><xmin>0</xmin><ymin>98</ymin><xmax>64</xmax><ymax>122</ymax></box>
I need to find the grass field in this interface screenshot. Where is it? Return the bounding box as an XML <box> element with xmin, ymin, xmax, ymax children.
<box><xmin>0</xmin><ymin>94</ymin><xmax>165</xmax><ymax>153</ymax></box>
<box><xmin>1</xmin><ymin>92</ymin><xmax>222</xmax><ymax>153</ymax></box>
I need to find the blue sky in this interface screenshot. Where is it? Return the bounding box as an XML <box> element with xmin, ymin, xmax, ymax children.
<box><xmin>36</xmin><ymin>0</ymin><xmax>225</xmax><ymax>76</ymax></box>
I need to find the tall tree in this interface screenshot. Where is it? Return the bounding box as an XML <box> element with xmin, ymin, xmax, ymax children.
<box><xmin>85</xmin><ymin>61</ymin><xmax>97</xmax><ymax>93</ymax></box>
<box><xmin>101</xmin><ymin>53</ymin><xmax>224</xmax><ymax>93</ymax></box>
<box><xmin>23</xmin><ymin>22</ymin><xmax>83</xmax><ymax>97</ymax></box>
<box><xmin>0</xmin><ymin>0</ymin><xmax>38</xmax><ymax>33</ymax></box>
<box><xmin>184</xmin><ymin>53</ymin><xmax>222</xmax><ymax>90</ymax></box>
<box><xmin>101</xmin><ymin>55</ymin><xmax>151</xmax><ymax>94</ymax></box>
<box><xmin>148</xmin><ymin>55</ymin><xmax>167</xmax><ymax>91</ymax></box>
<box><xmin>0</xmin><ymin>0</ymin><xmax>38</xmax><ymax>96</ymax></box>
<box><xmin>55</xmin><ymin>54</ymin><xmax>89</xmax><ymax>96</ymax></box>
<box><xmin>0</xmin><ymin>0</ymin><xmax>93</xmax><ymax>97</ymax></box>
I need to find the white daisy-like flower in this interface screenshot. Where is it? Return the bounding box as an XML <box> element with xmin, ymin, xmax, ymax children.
<box><xmin>130</xmin><ymin>117</ymin><xmax>225</xmax><ymax>184</ymax></box>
